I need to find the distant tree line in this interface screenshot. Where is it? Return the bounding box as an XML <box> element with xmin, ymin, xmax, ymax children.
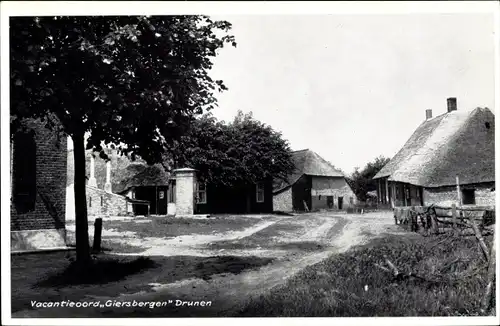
<box><xmin>347</xmin><ymin>156</ymin><xmax>390</xmax><ymax>202</ymax></box>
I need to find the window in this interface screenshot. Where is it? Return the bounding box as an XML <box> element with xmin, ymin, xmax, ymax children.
<box><xmin>89</xmin><ymin>197</ymin><xmax>92</xmax><ymax>207</ymax></box>
<box><xmin>12</xmin><ymin>130</ymin><xmax>37</xmax><ymax>214</ymax></box>
<box><xmin>350</xmin><ymin>197</ymin><xmax>354</xmax><ymax>204</ymax></box>
<box><xmin>197</xmin><ymin>182</ymin><xmax>207</xmax><ymax>204</ymax></box>
<box><xmin>462</xmin><ymin>189</ymin><xmax>476</xmax><ymax>205</ymax></box>
<box><xmin>256</xmin><ymin>182</ymin><xmax>265</xmax><ymax>203</ymax></box>
<box><xmin>100</xmin><ymin>196</ymin><xmax>104</xmax><ymax>206</ymax></box>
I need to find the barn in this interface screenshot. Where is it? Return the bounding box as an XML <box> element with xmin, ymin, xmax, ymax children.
<box><xmin>273</xmin><ymin>149</ymin><xmax>357</xmax><ymax>212</ymax></box>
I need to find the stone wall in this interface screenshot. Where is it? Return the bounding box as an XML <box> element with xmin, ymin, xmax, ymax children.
<box><xmin>423</xmin><ymin>182</ymin><xmax>495</xmax><ymax>206</ymax></box>
<box><xmin>273</xmin><ymin>187</ymin><xmax>293</xmax><ymax>212</ymax></box>
<box><xmin>86</xmin><ymin>186</ymin><xmax>130</xmax><ymax>219</ymax></box>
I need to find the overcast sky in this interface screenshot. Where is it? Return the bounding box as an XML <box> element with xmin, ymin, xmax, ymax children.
<box><xmin>208</xmin><ymin>14</ymin><xmax>496</xmax><ymax>174</ymax></box>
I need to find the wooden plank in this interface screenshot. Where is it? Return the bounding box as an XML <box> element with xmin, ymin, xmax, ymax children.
<box><xmin>456</xmin><ymin>175</ymin><xmax>462</xmax><ymax>206</ymax></box>
<box><xmin>481</xmin><ymin>231</ymin><xmax>496</xmax><ymax>314</ymax></box>
<box><xmin>451</xmin><ymin>203</ymin><xmax>457</xmax><ymax>232</ymax></box>
<box><xmin>433</xmin><ymin>205</ymin><xmax>494</xmax><ymax>212</ymax></box>
<box><xmin>468</xmin><ymin>214</ymin><xmax>490</xmax><ymax>261</ymax></box>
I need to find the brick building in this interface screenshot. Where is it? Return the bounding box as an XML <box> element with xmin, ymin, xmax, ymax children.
<box><xmin>11</xmin><ymin>119</ymin><xmax>68</xmax><ymax>252</ymax></box>
<box><xmin>373</xmin><ymin>98</ymin><xmax>495</xmax><ymax>208</ymax></box>
<box><xmin>273</xmin><ymin>149</ymin><xmax>357</xmax><ymax>212</ymax></box>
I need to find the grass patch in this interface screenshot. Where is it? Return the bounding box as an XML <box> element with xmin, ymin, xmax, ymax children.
<box><xmin>236</xmin><ymin>233</ymin><xmax>494</xmax><ymax>317</ymax></box>
<box><xmin>103</xmin><ymin>215</ymin><xmax>263</xmax><ymax>239</ymax></box>
<box><xmin>208</xmin><ymin>240</ymin><xmax>326</xmax><ymax>252</ymax></box>
<box><xmin>66</xmin><ymin>231</ymin><xmax>147</xmax><ymax>254</ymax></box>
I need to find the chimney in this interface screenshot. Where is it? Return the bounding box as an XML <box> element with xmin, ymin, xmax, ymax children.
<box><xmin>447</xmin><ymin>97</ymin><xmax>457</xmax><ymax>113</ymax></box>
<box><xmin>425</xmin><ymin>109</ymin><xmax>433</xmax><ymax>120</ymax></box>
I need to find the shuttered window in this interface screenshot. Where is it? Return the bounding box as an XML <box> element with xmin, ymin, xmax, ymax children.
<box><xmin>12</xmin><ymin>130</ymin><xmax>37</xmax><ymax>214</ymax></box>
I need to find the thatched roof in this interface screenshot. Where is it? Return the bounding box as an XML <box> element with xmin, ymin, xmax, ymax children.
<box><xmin>273</xmin><ymin>149</ymin><xmax>345</xmax><ymax>193</ymax></box>
<box><xmin>114</xmin><ymin>163</ymin><xmax>170</xmax><ymax>194</ymax></box>
<box><xmin>374</xmin><ymin>107</ymin><xmax>495</xmax><ymax>187</ymax></box>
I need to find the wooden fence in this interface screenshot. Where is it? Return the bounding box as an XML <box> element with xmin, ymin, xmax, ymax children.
<box><xmin>394</xmin><ymin>204</ymin><xmax>495</xmax><ymax>235</ymax></box>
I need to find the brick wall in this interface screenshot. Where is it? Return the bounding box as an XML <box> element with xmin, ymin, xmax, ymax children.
<box><xmin>273</xmin><ymin>187</ymin><xmax>293</xmax><ymax>212</ymax></box>
<box><xmin>86</xmin><ymin>186</ymin><xmax>130</xmax><ymax>217</ymax></box>
<box><xmin>423</xmin><ymin>182</ymin><xmax>495</xmax><ymax>206</ymax></box>
<box><xmin>11</xmin><ymin>119</ymin><xmax>67</xmax><ymax>231</ymax></box>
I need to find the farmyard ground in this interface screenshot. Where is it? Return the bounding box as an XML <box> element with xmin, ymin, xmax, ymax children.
<box><xmin>11</xmin><ymin>211</ymin><xmax>405</xmax><ymax>317</ymax></box>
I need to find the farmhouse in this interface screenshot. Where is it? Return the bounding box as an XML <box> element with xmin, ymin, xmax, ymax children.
<box><xmin>11</xmin><ymin>119</ymin><xmax>68</xmax><ymax>252</ymax></box>
<box><xmin>273</xmin><ymin>149</ymin><xmax>357</xmax><ymax>212</ymax></box>
<box><xmin>373</xmin><ymin>98</ymin><xmax>495</xmax><ymax>208</ymax></box>
<box><xmin>76</xmin><ymin>148</ymin><xmax>273</xmax><ymax>216</ymax></box>
<box><xmin>194</xmin><ymin>176</ymin><xmax>274</xmax><ymax>214</ymax></box>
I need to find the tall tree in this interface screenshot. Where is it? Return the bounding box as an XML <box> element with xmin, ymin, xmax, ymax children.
<box><xmin>10</xmin><ymin>16</ymin><xmax>235</xmax><ymax>265</ymax></box>
<box><xmin>170</xmin><ymin>111</ymin><xmax>295</xmax><ymax>187</ymax></box>
<box><xmin>348</xmin><ymin>156</ymin><xmax>390</xmax><ymax>201</ymax></box>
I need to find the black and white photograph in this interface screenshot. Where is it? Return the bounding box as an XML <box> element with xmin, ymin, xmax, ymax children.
<box><xmin>1</xmin><ymin>1</ymin><xmax>499</xmax><ymax>325</ymax></box>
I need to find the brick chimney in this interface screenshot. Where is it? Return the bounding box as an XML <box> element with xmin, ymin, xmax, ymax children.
<box><xmin>447</xmin><ymin>97</ymin><xmax>457</xmax><ymax>113</ymax></box>
<box><xmin>425</xmin><ymin>109</ymin><xmax>432</xmax><ymax>119</ymax></box>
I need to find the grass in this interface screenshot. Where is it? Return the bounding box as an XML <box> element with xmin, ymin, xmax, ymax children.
<box><xmin>236</xmin><ymin>233</ymin><xmax>494</xmax><ymax>317</ymax></box>
<box><xmin>207</xmin><ymin>220</ymin><xmax>305</xmax><ymax>250</ymax></box>
<box><xmin>103</xmin><ymin>215</ymin><xmax>265</xmax><ymax>239</ymax></box>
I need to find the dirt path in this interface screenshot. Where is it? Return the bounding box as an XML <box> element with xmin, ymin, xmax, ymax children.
<box><xmin>114</xmin><ymin>218</ymin><xmax>285</xmax><ymax>257</ymax></box>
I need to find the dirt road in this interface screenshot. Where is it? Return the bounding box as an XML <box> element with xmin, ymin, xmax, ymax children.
<box><xmin>14</xmin><ymin>211</ymin><xmax>398</xmax><ymax>317</ymax></box>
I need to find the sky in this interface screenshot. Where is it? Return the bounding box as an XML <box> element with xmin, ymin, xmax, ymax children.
<box><xmin>207</xmin><ymin>14</ymin><xmax>496</xmax><ymax>174</ymax></box>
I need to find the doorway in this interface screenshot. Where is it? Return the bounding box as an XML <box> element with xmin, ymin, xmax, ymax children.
<box><xmin>327</xmin><ymin>196</ymin><xmax>334</xmax><ymax>209</ymax></box>
<box><xmin>338</xmin><ymin>197</ymin><xmax>343</xmax><ymax>210</ymax></box>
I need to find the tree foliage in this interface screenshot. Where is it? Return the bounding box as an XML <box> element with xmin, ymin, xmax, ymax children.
<box><xmin>170</xmin><ymin>111</ymin><xmax>295</xmax><ymax>187</ymax></box>
<box><xmin>10</xmin><ymin>15</ymin><xmax>235</xmax><ymax>264</ymax></box>
<box><xmin>348</xmin><ymin>156</ymin><xmax>390</xmax><ymax>201</ymax></box>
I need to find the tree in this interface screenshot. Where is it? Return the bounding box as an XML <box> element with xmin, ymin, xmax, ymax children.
<box><xmin>170</xmin><ymin>111</ymin><xmax>295</xmax><ymax>187</ymax></box>
<box><xmin>348</xmin><ymin>156</ymin><xmax>390</xmax><ymax>201</ymax></box>
<box><xmin>10</xmin><ymin>16</ymin><xmax>235</xmax><ymax>265</ymax></box>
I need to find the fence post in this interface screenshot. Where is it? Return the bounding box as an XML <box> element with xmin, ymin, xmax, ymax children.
<box><xmin>451</xmin><ymin>203</ymin><xmax>457</xmax><ymax>234</ymax></box>
<box><xmin>430</xmin><ymin>210</ymin><xmax>438</xmax><ymax>235</ymax></box>
<box><xmin>92</xmin><ymin>217</ymin><xmax>103</xmax><ymax>253</ymax></box>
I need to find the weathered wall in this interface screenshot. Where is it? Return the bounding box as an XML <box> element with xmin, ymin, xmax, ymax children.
<box><xmin>292</xmin><ymin>175</ymin><xmax>312</xmax><ymax>211</ymax></box>
<box><xmin>86</xmin><ymin>186</ymin><xmax>129</xmax><ymax>218</ymax></box>
<box><xmin>423</xmin><ymin>182</ymin><xmax>495</xmax><ymax>206</ymax></box>
<box><xmin>11</xmin><ymin>119</ymin><xmax>67</xmax><ymax>231</ymax></box>
<box><xmin>273</xmin><ymin>187</ymin><xmax>293</xmax><ymax>212</ymax></box>
<box><xmin>197</xmin><ymin>179</ymin><xmax>273</xmax><ymax>214</ymax></box>
<box><xmin>175</xmin><ymin>168</ymin><xmax>196</xmax><ymax>216</ymax></box>
<box><xmin>310</xmin><ymin>176</ymin><xmax>357</xmax><ymax>210</ymax></box>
